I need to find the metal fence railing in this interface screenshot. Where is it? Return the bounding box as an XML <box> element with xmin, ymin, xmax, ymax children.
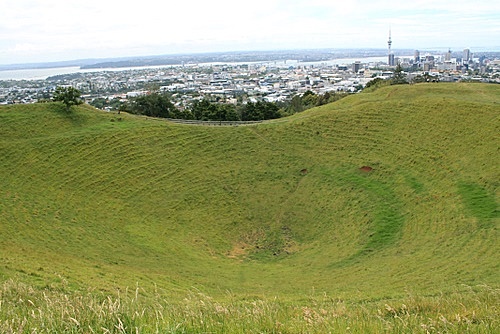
<box><xmin>164</xmin><ymin>119</ymin><xmax>263</xmax><ymax>126</ymax></box>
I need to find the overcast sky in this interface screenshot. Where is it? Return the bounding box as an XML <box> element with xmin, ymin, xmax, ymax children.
<box><xmin>1</xmin><ymin>0</ymin><xmax>499</xmax><ymax>65</ymax></box>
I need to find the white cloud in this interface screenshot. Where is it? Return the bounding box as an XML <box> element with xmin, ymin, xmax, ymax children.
<box><xmin>0</xmin><ymin>0</ymin><xmax>499</xmax><ymax>64</ymax></box>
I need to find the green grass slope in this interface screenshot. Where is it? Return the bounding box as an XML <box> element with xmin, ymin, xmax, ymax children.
<box><xmin>0</xmin><ymin>83</ymin><xmax>498</xmax><ymax>304</ymax></box>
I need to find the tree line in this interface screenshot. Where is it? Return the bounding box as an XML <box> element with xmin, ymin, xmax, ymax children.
<box><xmin>116</xmin><ymin>90</ymin><xmax>349</xmax><ymax>121</ymax></box>
<box><xmin>50</xmin><ymin>85</ymin><xmax>350</xmax><ymax>121</ymax></box>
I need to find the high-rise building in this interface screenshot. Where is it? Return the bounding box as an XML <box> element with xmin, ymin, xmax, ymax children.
<box><xmin>414</xmin><ymin>50</ymin><xmax>420</xmax><ymax>63</ymax></box>
<box><xmin>463</xmin><ymin>48</ymin><xmax>471</xmax><ymax>62</ymax></box>
<box><xmin>445</xmin><ymin>49</ymin><xmax>452</xmax><ymax>61</ymax></box>
<box><xmin>387</xmin><ymin>29</ymin><xmax>395</xmax><ymax>66</ymax></box>
<box><xmin>388</xmin><ymin>54</ymin><xmax>395</xmax><ymax>67</ymax></box>
<box><xmin>352</xmin><ymin>61</ymin><xmax>361</xmax><ymax>73</ymax></box>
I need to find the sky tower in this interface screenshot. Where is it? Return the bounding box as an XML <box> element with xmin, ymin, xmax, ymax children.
<box><xmin>388</xmin><ymin>29</ymin><xmax>395</xmax><ymax>66</ymax></box>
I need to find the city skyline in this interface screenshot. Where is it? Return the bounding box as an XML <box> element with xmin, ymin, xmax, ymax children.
<box><xmin>1</xmin><ymin>0</ymin><xmax>499</xmax><ymax>65</ymax></box>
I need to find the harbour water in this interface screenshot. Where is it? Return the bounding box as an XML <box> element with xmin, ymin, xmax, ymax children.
<box><xmin>0</xmin><ymin>67</ymin><xmax>83</xmax><ymax>80</ymax></box>
<box><xmin>0</xmin><ymin>56</ymin><xmax>389</xmax><ymax>81</ymax></box>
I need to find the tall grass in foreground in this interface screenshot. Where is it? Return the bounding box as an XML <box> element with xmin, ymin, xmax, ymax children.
<box><xmin>1</xmin><ymin>280</ymin><xmax>497</xmax><ymax>333</ymax></box>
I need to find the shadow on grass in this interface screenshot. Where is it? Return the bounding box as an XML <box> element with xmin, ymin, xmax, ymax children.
<box><xmin>47</xmin><ymin>102</ymin><xmax>89</xmax><ymax>127</ymax></box>
<box><xmin>323</xmin><ymin>167</ymin><xmax>406</xmax><ymax>268</ymax></box>
<box><xmin>458</xmin><ymin>182</ymin><xmax>498</xmax><ymax>229</ymax></box>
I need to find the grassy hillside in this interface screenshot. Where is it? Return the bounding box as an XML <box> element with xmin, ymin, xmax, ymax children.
<box><xmin>0</xmin><ymin>83</ymin><xmax>498</xmax><ymax>332</ymax></box>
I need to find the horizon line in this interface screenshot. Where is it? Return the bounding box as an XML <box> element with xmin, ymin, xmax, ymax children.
<box><xmin>1</xmin><ymin>46</ymin><xmax>499</xmax><ymax>69</ymax></box>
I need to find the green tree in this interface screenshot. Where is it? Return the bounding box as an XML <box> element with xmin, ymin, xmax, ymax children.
<box><xmin>239</xmin><ymin>101</ymin><xmax>280</xmax><ymax>121</ymax></box>
<box><xmin>365</xmin><ymin>77</ymin><xmax>384</xmax><ymax>88</ymax></box>
<box><xmin>218</xmin><ymin>104</ymin><xmax>240</xmax><ymax>122</ymax></box>
<box><xmin>191</xmin><ymin>99</ymin><xmax>217</xmax><ymax>120</ymax></box>
<box><xmin>187</xmin><ymin>100</ymin><xmax>242</xmax><ymax>122</ymax></box>
<box><xmin>316</xmin><ymin>91</ymin><xmax>330</xmax><ymax>106</ymax></box>
<box><xmin>287</xmin><ymin>95</ymin><xmax>304</xmax><ymax>114</ymax></box>
<box><xmin>53</xmin><ymin>86</ymin><xmax>83</xmax><ymax>110</ymax></box>
<box><xmin>127</xmin><ymin>93</ymin><xmax>178</xmax><ymax>118</ymax></box>
<box><xmin>301</xmin><ymin>90</ymin><xmax>318</xmax><ymax>109</ymax></box>
<box><xmin>90</xmin><ymin>97</ymin><xmax>107</xmax><ymax>109</ymax></box>
<box><xmin>412</xmin><ymin>73</ymin><xmax>438</xmax><ymax>83</ymax></box>
<box><xmin>391</xmin><ymin>63</ymin><xmax>408</xmax><ymax>85</ymax></box>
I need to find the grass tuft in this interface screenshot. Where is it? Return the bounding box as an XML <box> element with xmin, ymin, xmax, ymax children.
<box><xmin>0</xmin><ymin>280</ymin><xmax>497</xmax><ymax>333</ymax></box>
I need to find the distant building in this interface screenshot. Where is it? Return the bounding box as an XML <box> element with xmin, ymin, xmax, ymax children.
<box><xmin>439</xmin><ymin>61</ymin><xmax>457</xmax><ymax>71</ymax></box>
<box><xmin>463</xmin><ymin>48</ymin><xmax>471</xmax><ymax>63</ymax></box>
<box><xmin>414</xmin><ymin>50</ymin><xmax>420</xmax><ymax>63</ymax></box>
<box><xmin>388</xmin><ymin>54</ymin><xmax>395</xmax><ymax>66</ymax></box>
<box><xmin>352</xmin><ymin>61</ymin><xmax>361</xmax><ymax>73</ymax></box>
<box><xmin>126</xmin><ymin>91</ymin><xmax>147</xmax><ymax>98</ymax></box>
<box><xmin>445</xmin><ymin>49</ymin><xmax>452</xmax><ymax>61</ymax></box>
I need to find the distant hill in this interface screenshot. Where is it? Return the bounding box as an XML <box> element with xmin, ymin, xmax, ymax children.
<box><xmin>0</xmin><ymin>83</ymin><xmax>498</xmax><ymax>301</ymax></box>
<box><xmin>0</xmin><ymin>48</ymin><xmax>396</xmax><ymax>71</ymax></box>
<box><xmin>0</xmin><ymin>59</ymin><xmax>109</xmax><ymax>71</ymax></box>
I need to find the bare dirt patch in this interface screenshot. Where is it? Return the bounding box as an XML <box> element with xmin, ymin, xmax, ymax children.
<box><xmin>226</xmin><ymin>241</ymin><xmax>253</xmax><ymax>260</ymax></box>
<box><xmin>359</xmin><ymin>166</ymin><xmax>373</xmax><ymax>172</ymax></box>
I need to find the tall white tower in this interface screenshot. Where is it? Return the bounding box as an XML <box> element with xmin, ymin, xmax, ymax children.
<box><xmin>388</xmin><ymin>29</ymin><xmax>392</xmax><ymax>54</ymax></box>
<box><xmin>388</xmin><ymin>29</ymin><xmax>395</xmax><ymax>66</ymax></box>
